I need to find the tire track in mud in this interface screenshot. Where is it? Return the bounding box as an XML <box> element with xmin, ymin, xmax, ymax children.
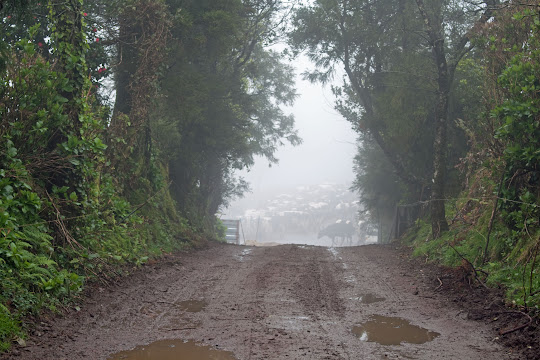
<box><xmin>227</xmin><ymin>245</ymin><xmax>348</xmax><ymax>359</ymax></box>
<box><xmin>291</xmin><ymin>247</ymin><xmax>349</xmax><ymax>359</ymax></box>
<box><xmin>4</xmin><ymin>243</ymin><xmax>517</xmax><ymax>360</ymax></box>
<box><xmin>295</xmin><ymin>249</ymin><xmax>345</xmax><ymax>318</ymax></box>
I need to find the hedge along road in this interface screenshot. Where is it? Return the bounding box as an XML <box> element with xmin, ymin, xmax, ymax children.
<box><xmin>5</xmin><ymin>243</ymin><xmax>517</xmax><ymax>359</ymax></box>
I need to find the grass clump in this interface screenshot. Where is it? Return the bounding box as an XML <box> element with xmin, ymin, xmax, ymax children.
<box><xmin>403</xmin><ymin>207</ymin><xmax>540</xmax><ymax>310</ymax></box>
<box><xmin>0</xmin><ymin>305</ymin><xmax>22</xmax><ymax>352</ymax></box>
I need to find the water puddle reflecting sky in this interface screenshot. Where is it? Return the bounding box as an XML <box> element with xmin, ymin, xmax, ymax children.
<box><xmin>353</xmin><ymin>315</ymin><xmax>440</xmax><ymax>345</ymax></box>
<box><xmin>108</xmin><ymin>339</ymin><xmax>237</xmax><ymax>360</ymax></box>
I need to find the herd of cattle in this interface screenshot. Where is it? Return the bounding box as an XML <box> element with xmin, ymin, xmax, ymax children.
<box><xmin>225</xmin><ymin>184</ymin><xmax>378</xmax><ymax>246</ymax></box>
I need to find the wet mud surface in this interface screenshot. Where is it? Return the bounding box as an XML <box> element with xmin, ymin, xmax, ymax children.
<box><xmin>3</xmin><ymin>243</ymin><xmax>535</xmax><ymax>359</ymax></box>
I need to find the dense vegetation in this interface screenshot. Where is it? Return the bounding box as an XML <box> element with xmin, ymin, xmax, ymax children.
<box><xmin>290</xmin><ymin>0</ymin><xmax>539</xmax><ymax>310</ymax></box>
<box><xmin>1</xmin><ymin>0</ymin><xmax>539</xmax><ymax>352</ymax></box>
<box><xmin>0</xmin><ymin>0</ymin><xmax>299</xmax><ymax>350</ymax></box>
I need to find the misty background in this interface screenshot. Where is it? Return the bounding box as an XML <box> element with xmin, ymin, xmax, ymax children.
<box><xmin>223</xmin><ymin>57</ymin><xmax>371</xmax><ymax>246</ymax></box>
<box><xmin>242</xmin><ymin>63</ymin><xmax>355</xmax><ymax>187</ymax></box>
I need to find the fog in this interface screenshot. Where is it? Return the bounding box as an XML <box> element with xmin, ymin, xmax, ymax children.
<box><xmin>241</xmin><ymin>58</ymin><xmax>356</xmax><ymax>191</ymax></box>
<box><xmin>223</xmin><ymin>58</ymin><xmax>377</xmax><ymax>246</ymax></box>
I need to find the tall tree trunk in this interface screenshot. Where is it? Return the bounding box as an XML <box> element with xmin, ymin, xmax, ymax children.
<box><xmin>415</xmin><ymin>0</ymin><xmax>499</xmax><ymax>237</ymax></box>
<box><xmin>200</xmin><ymin>154</ymin><xmax>225</xmax><ymax>218</ymax></box>
<box><xmin>111</xmin><ymin>1</ymin><xmax>170</xmax><ymax>179</ymax></box>
<box><xmin>113</xmin><ymin>14</ymin><xmax>138</xmax><ymax>118</ymax></box>
<box><xmin>415</xmin><ymin>0</ymin><xmax>449</xmax><ymax>237</ymax></box>
<box><xmin>431</xmin><ymin>85</ymin><xmax>450</xmax><ymax>237</ymax></box>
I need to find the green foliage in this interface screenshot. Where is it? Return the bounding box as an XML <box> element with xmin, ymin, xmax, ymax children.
<box><xmin>493</xmin><ymin>14</ymin><xmax>540</xmax><ymax>233</ymax></box>
<box><xmin>353</xmin><ymin>1</ymin><xmax>540</xmax><ymax>310</ymax></box>
<box><xmin>214</xmin><ymin>219</ymin><xmax>227</xmax><ymax>243</ymax></box>
<box><xmin>0</xmin><ymin>140</ymin><xmax>84</xmax><ymax>347</ymax></box>
<box><xmin>488</xmin><ymin>7</ymin><xmax>540</xmax><ymax>308</ymax></box>
<box><xmin>1</xmin><ymin>3</ymin><xmax>201</xmax><ymax>351</ymax></box>
<box><xmin>486</xmin><ymin>258</ymin><xmax>540</xmax><ymax>308</ymax></box>
<box><xmin>351</xmin><ymin>138</ymin><xmax>405</xmax><ymax>234</ymax></box>
<box><xmin>0</xmin><ymin>305</ymin><xmax>21</xmax><ymax>352</ymax></box>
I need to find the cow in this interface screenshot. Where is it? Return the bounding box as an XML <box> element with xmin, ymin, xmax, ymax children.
<box><xmin>318</xmin><ymin>221</ymin><xmax>355</xmax><ymax>247</ymax></box>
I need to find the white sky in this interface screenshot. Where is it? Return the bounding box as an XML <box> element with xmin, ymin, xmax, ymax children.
<box><xmin>238</xmin><ymin>56</ymin><xmax>357</xmax><ymax>194</ymax></box>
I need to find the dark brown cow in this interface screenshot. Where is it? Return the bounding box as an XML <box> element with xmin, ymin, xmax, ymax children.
<box><xmin>318</xmin><ymin>222</ymin><xmax>355</xmax><ymax>246</ymax></box>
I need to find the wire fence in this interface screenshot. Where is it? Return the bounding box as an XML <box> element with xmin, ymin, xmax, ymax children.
<box><xmin>386</xmin><ymin>195</ymin><xmax>539</xmax><ymax>243</ymax></box>
<box><xmin>396</xmin><ymin>196</ymin><xmax>539</xmax><ymax>208</ymax></box>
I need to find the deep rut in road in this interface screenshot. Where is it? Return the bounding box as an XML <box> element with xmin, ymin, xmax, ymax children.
<box><xmin>3</xmin><ymin>243</ymin><xmax>520</xmax><ymax>359</ymax></box>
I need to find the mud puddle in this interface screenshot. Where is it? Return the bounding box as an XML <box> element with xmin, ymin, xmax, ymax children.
<box><xmin>176</xmin><ymin>300</ymin><xmax>207</xmax><ymax>312</ymax></box>
<box><xmin>108</xmin><ymin>339</ymin><xmax>236</xmax><ymax>360</ymax></box>
<box><xmin>352</xmin><ymin>315</ymin><xmax>440</xmax><ymax>345</ymax></box>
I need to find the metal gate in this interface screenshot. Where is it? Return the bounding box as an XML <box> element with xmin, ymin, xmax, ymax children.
<box><xmin>222</xmin><ymin>219</ymin><xmax>240</xmax><ymax>244</ymax></box>
<box><xmin>388</xmin><ymin>203</ymin><xmax>427</xmax><ymax>241</ymax></box>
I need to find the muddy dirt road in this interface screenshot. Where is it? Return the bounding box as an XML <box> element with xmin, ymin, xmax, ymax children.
<box><xmin>6</xmin><ymin>244</ymin><xmax>519</xmax><ymax>359</ymax></box>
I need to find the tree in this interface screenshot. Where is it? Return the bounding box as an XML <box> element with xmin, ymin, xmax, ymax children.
<box><xmin>291</xmin><ymin>0</ymin><xmax>428</xmax><ymax>189</ymax></box>
<box><xmin>290</xmin><ymin>0</ymin><xmax>500</xmax><ymax>238</ymax></box>
<box><xmin>413</xmin><ymin>0</ymin><xmax>499</xmax><ymax>236</ymax></box>
<box><xmin>153</xmin><ymin>0</ymin><xmax>300</xmax><ymax>222</ymax></box>
<box><xmin>290</xmin><ymin>0</ymin><xmax>438</xmax><ymax>238</ymax></box>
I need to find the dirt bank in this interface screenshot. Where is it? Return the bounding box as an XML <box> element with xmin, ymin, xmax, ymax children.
<box><xmin>3</xmin><ymin>243</ymin><xmax>535</xmax><ymax>359</ymax></box>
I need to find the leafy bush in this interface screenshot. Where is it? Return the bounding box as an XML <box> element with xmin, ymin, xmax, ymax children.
<box><xmin>0</xmin><ymin>18</ymin><xmax>199</xmax><ymax>352</ymax></box>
